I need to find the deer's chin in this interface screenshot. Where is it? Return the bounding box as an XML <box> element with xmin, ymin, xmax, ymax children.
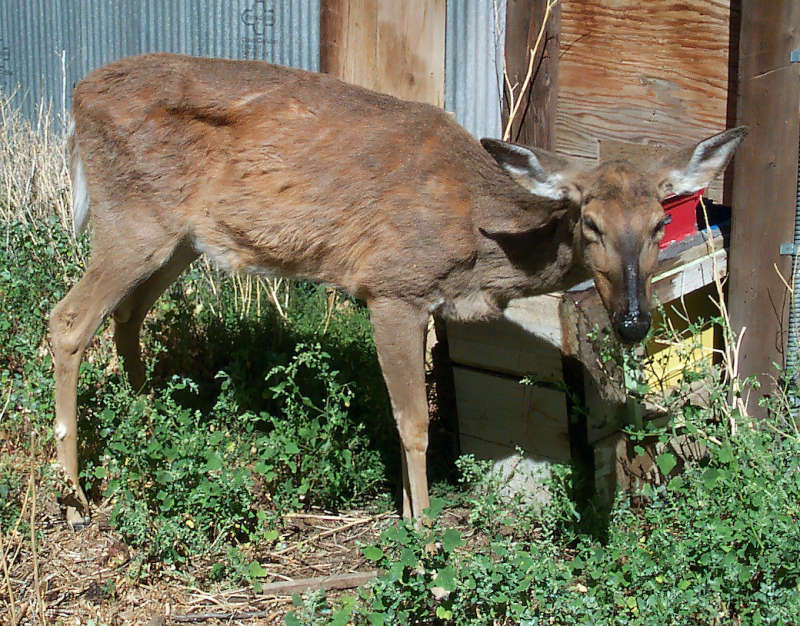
<box><xmin>612</xmin><ymin>310</ymin><xmax>652</xmax><ymax>344</ymax></box>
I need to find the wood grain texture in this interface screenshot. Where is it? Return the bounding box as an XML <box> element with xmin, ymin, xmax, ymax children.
<box><xmin>599</xmin><ymin>139</ymin><xmax>724</xmax><ymax>202</ymax></box>
<box><xmin>728</xmin><ymin>0</ymin><xmax>800</xmax><ymax>405</ymax></box>
<box><xmin>320</xmin><ymin>0</ymin><xmax>445</xmax><ymax>107</ymax></box>
<box><xmin>447</xmin><ymin>295</ymin><xmax>563</xmax><ymax>378</ymax></box>
<box><xmin>557</xmin><ymin>0</ymin><xmax>733</xmax><ymax>162</ymax></box>
<box><xmin>504</xmin><ymin>0</ymin><xmax>561</xmax><ymax>149</ymax></box>
<box><xmin>377</xmin><ymin>0</ymin><xmax>446</xmax><ymax>106</ymax></box>
<box><xmin>320</xmin><ymin>0</ymin><xmax>378</xmax><ymax>90</ymax></box>
<box><xmin>454</xmin><ymin>366</ymin><xmax>571</xmax><ymax>462</ymax></box>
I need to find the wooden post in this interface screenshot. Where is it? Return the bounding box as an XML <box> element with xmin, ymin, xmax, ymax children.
<box><xmin>320</xmin><ymin>0</ymin><xmax>445</xmax><ymax>106</ymax></box>
<box><xmin>503</xmin><ymin>0</ymin><xmax>560</xmax><ymax>149</ymax></box>
<box><xmin>728</xmin><ymin>1</ymin><xmax>800</xmax><ymax>411</ymax></box>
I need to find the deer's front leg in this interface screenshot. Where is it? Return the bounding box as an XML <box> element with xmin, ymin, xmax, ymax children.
<box><xmin>368</xmin><ymin>298</ymin><xmax>431</xmax><ymax>519</ymax></box>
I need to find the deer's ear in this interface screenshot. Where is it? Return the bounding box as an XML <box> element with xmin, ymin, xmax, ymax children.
<box><xmin>653</xmin><ymin>126</ymin><xmax>749</xmax><ymax>200</ymax></box>
<box><xmin>481</xmin><ymin>138</ymin><xmax>582</xmax><ymax>203</ymax></box>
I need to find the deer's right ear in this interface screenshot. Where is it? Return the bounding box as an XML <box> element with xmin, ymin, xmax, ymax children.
<box><xmin>481</xmin><ymin>138</ymin><xmax>582</xmax><ymax>203</ymax></box>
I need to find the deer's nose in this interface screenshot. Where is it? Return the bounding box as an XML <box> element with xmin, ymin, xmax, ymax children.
<box><xmin>612</xmin><ymin>310</ymin><xmax>651</xmax><ymax>344</ymax></box>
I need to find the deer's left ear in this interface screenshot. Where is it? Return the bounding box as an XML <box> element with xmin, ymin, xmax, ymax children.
<box><xmin>481</xmin><ymin>138</ymin><xmax>583</xmax><ymax>204</ymax></box>
<box><xmin>653</xmin><ymin>126</ymin><xmax>749</xmax><ymax>200</ymax></box>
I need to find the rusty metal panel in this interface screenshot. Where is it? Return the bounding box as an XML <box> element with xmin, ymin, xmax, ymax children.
<box><xmin>445</xmin><ymin>0</ymin><xmax>505</xmax><ymax>140</ymax></box>
<box><xmin>0</xmin><ymin>0</ymin><xmax>320</xmax><ymax>127</ymax></box>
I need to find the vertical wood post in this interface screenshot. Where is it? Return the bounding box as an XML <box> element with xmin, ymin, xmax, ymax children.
<box><xmin>729</xmin><ymin>1</ymin><xmax>800</xmax><ymax>411</ymax></box>
<box><xmin>320</xmin><ymin>0</ymin><xmax>445</xmax><ymax>106</ymax></box>
<box><xmin>503</xmin><ymin>0</ymin><xmax>560</xmax><ymax>149</ymax></box>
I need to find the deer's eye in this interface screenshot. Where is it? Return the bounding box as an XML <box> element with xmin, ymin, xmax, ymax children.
<box><xmin>652</xmin><ymin>218</ymin><xmax>668</xmax><ymax>239</ymax></box>
<box><xmin>583</xmin><ymin>217</ymin><xmax>602</xmax><ymax>240</ymax></box>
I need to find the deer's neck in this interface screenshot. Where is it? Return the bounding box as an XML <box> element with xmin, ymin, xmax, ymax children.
<box><xmin>455</xmin><ymin>199</ymin><xmax>589</xmax><ymax>319</ymax></box>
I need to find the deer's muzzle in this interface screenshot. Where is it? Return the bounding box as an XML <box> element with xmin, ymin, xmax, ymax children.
<box><xmin>612</xmin><ymin>261</ymin><xmax>652</xmax><ymax>343</ymax></box>
<box><xmin>612</xmin><ymin>309</ymin><xmax>651</xmax><ymax>343</ymax></box>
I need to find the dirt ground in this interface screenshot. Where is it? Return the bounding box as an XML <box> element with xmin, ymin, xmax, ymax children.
<box><xmin>3</xmin><ymin>501</ymin><xmax>405</xmax><ymax>626</ymax></box>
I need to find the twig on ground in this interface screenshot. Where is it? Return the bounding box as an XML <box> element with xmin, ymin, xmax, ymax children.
<box><xmin>166</xmin><ymin>609</ymin><xmax>284</xmax><ymax>623</ymax></box>
<box><xmin>30</xmin><ymin>432</ymin><xmax>48</xmax><ymax>626</ymax></box>
<box><xmin>0</xmin><ymin>529</ymin><xmax>18</xmax><ymax>626</ymax></box>
<box><xmin>273</xmin><ymin>513</ymin><xmax>389</xmax><ymax>556</ymax></box>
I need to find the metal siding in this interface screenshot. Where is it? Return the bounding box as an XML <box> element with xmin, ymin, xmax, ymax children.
<box><xmin>0</xmin><ymin>0</ymin><xmax>320</xmax><ymax>126</ymax></box>
<box><xmin>445</xmin><ymin>0</ymin><xmax>505</xmax><ymax>140</ymax></box>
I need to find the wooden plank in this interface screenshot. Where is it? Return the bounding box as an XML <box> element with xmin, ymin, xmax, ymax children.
<box><xmin>600</xmin><ymin>139</ymin><xmax>724</xmax><ymax>202</ymax></box>
<box><xmin>503</xmin><ymin>0</ymin><xmax>561</xmax><ymax>149</ymax></box>
<box><xmin>376</xmin><ymin>0</ymin><xmax>446</xmax><ymax>106</ymax></box>
<box><xmin>557</xmin><ymin>0</ymin><xmax>732</xmax><ymax>163</ymax></box>
<box><xmin>320</xmin><ymin>0</ymin><xmax>378</xmax><ymax>90</ymax></box>
<box><xmin>653</xmin><ymin>249</ymin><xmax>727</xmax><ymax>305</ymax></box>
<box><xmin>447</xmin><ymin>294</ymin><xmax>563</xmax><ymax>378</ymax></box>
<box><xmin>454</xmin><ymin>366</ymin><xmax>571</xmax><ymax>462</ymax></box>
<box><xmin>728</xmin><ymin>0</ymin><xmax>800</xmax><ymax>410</ymax></box>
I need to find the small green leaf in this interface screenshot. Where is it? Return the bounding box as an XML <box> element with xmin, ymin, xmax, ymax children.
<box><xmin>441</xmin><ymin>528</ymin><xmax>466</xmax><ymax>553</ymax></box>
<box><xmin>284</xmin><ymin>612</ymin><xmax>302</xmax><ymax>626</ymax></box>
<box><xmin>369</xmin><ymin>613</ymin><xmax>385</xmax><ymax>626</ymax></box>
<box><xmin>361</xmin><ymin>545</ymin><xmax>385</xmax><ymax>562</ymax></box>
<box><xmin>248</xmin><ymin>561</ymin><xmax>268</xmax><ymax>578</ymax></box>
<box><xmin>430</xmin><ymin>566</ymin><xmax>457</xmax><ymax>592</ymax></box>
<box><xmin>436</xmin><ymin>606</ymin><xmax>453</xmax><ymax>619</ymax></box>
<box><xmin>285</xmin><ymin>442</ymin><xmax>301</xmax><ymax>455</ymax></box>
<box><xmin>204</xmin><ymin>451</ymin><xmax>223</xmax><ymax>471</ymax></box>
<box><xmin>93</xmin><ymin>466</ymin><xmax>107</xmax><ymax>479</ymax></box>
<box><xmin>330</xmin><ymin>610</ymin><xmax>352</xmax><ymax>626</ymax></box>
<box><xmin>656</xmin><ymin>452</ymin><xmax>677</xmax><ymax>476</ymax></box>
<box><xmin>423</xmin><ymin>497</ymin><xmax>448</xmax><ymax>520</ymax></box>
<box><xmin>703</xmin><ymin>468</ymin><xmax>721</xmax><ymax>489</ymax></box>
<box><xmin>400</xmin><ymin>547</ymin><xmax>417</xmax><ymax>568</ymax></box>
<box><xmin>718</xmin><ymin>445</ymin><xmax>734</xmax><ymax>464</ymax></box>
<box><xmin>209</xmin><ymin>430</ymin><xmax>225</xmax><ymax>445</ymax></box>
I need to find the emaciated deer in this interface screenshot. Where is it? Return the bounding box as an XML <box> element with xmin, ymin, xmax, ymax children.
<box><xmin>51</xmin><ymin>53</ymin><xmax>747</xmax><ymax>526</ymax></box>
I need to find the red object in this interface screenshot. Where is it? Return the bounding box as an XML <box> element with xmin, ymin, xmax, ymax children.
<box><xmin>659</xmin><ymin>190</ymin><xmax>704</xmax><ymax>249</ymax></box>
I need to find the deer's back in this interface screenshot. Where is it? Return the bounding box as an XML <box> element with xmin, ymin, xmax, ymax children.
<box><xmin>72</xmin><ymin>53</ymin><xmax>516</xmax><ymax>300</ymax></box>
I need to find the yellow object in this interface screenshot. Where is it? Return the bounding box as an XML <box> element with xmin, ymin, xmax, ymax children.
<box><xmin>644</xmin><ymin>285</ymin><xmax>718</xmax><ymax>391</ymax></box>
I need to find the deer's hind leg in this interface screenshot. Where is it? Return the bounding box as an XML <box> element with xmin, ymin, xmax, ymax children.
<box><xmin>50</xmin><ymin>230</ymin><xmax>187</xmax><ymax>527</ymax></box>
<box><xmin>112</xmin><ymin>241</ymin><xmax>198</xmax><ymax>391</ymax></box>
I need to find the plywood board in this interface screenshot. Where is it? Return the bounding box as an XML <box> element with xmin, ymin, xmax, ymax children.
<box><xmin>557</xmin><ymin>0</ymin><xmax>733</xmax><ymax>163</ymax></box>
<box><xmin>447</xmin><ymin>294</ymin><xmax>563</xmax><ymax>379</ymax></box>
<box><xmin>454</xmin><ymin>366</ymin><xmax>571</xmax><ymax>462</ymax></box>
<box><xmin>600</xmin><ymin>139</ymin><xmax>724</xmax><ymax>203</ymax></box>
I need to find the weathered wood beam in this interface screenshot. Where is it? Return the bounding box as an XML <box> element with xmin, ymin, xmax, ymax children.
<box><xmin>728</xmin><ymin>0</ymin><xmax>800</xmax><ymax>411</ymax></box>
<box><xmin>503</xmin><ymin>0</ymin><xmax>560</xmax><ymax>149</ymax></box>
<box><xmin>319</xmin><ymin>0</ymin><xmax>445</xmax><ymax>106</ymax></box>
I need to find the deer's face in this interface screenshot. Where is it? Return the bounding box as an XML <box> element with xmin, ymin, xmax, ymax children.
<box><xmin>579</xmin><ymin>165</ymin><xmax>667</xmax><ymax>343</ymax></box>
<box><xmin>481</xmin><ymin>126</ymin><xmax>748</xmax><ymax>345</ymax></box>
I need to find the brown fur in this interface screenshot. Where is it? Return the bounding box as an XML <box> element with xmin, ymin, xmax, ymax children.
<box><xmin>51</xmin><ymin>53</ymin><xmax>747</xmax><ymax>524</ymax></box>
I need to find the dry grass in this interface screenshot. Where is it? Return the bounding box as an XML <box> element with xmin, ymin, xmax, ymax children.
<box><xmin>0</xmin><ymin>92</ymin><xmax>72</xmax><ymax>230</ymax></box>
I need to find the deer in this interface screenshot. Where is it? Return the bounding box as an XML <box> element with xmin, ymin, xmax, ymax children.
<box><xmin>50</xmin><ymin>52</ymin><xmax>748</xmax><ymax>527</ymax></box>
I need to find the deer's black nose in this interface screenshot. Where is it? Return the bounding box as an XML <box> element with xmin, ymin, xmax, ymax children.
<box><xmin>613</xmin><ymin>310</ymin><xmax>651</xmax><ymax>344</ymax></box>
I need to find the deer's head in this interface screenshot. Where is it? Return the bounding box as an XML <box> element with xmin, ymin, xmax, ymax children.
<box><xmin>482</xmin><ymin>127</ymin><xmax>748</xmax><ymax>343</ymax></box>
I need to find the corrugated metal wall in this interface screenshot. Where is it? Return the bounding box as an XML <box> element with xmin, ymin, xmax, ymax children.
<box><xmin>0</xmin><ymin>0</ymin><xmax>503</xmax><ymax>139</ymax></box>
<box><xmin>0</xmin><ymin>0</ymin><xmax>320</xmax><ymax>127</ymax></box>
<box><xmin>445</xmin><ymin>0</ymin><xmax>506</xmax><ymax>140</ymax></box>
